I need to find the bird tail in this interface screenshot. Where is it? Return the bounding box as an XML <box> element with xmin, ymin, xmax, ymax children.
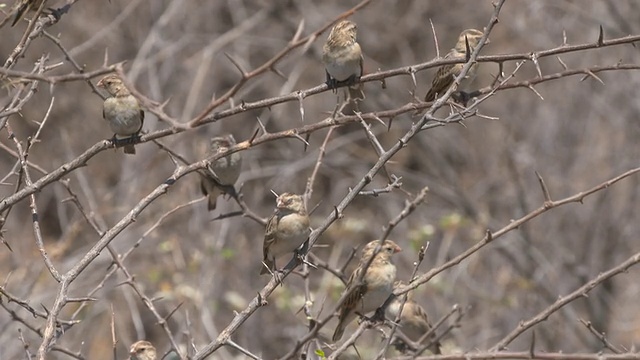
<box><xmin>332</xmin><ymin>322</ymin><xmax>345</xmax><ymax>342</ymax></box>
<box><xmin>123</xmin><ymin>144</ymin><xmax>136</xmax><ymax>155</ymax></box>
<box><xmin>206</xmin><ymin>195</ymin><xmax>217</xmax><ymax>211</ymax></box>
<box><xmin>424</xmin><ymin>88</ymin><xmax>437</xmax><ymax>102</ymax></box>
<box><xmin>431</xmin><ymin>340</ymin><xmax>442</xmax><ymax>355</ymax></box>
<box><xmin>200</xmin><ymin>179</ymin><xmax>221</xmax><ymax>211</ymax></box>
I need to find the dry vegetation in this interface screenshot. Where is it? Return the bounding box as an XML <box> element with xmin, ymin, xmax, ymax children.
<box><xmin>1</xmin><ymin>0</ymin><xmax>640</xmax><ymax>359</ymax></box>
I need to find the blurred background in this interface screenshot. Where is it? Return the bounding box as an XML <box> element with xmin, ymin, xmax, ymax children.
<box><xmin>1</xmin><ymin>0</ymin><xmax>639</xmax><ymax>358</ymax></box>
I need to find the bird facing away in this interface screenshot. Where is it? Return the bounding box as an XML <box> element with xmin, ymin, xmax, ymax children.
<box><xmin>260</xmin><ymin>193</ymin><xmax>310</xmax><ymax>275</ymax></box>
<box><xmin>322</xmin><ymin>20</ymin><xmax>365</xmax><ymax>101</ymax></box>
<box><xmin>424</xmin><ymin>29</ymin><xmax>485</xmax><ymax>102</ymax></box>
<box><xmin>332</xmin><ymin>240</ymin><xmax>402</xmax><ymax>342</ymax></box>
<box><xmin>200</xmin><ymin>135</ymin><xmax>242</xmax><ymax>211</ymax></box>
<box><xmin>129</xmin><ymin>340</ymin><xmax>156</xmax><ymax>360</ymax></box>
<box><xmin>386</xmin><ymin>281</ymin><xmax>441</xmax><ymax>354</ymax></box>
<box><xmin>97</xmin><ymin>74</ymin><xmax>144</xmax><ymax>155</ymax></box>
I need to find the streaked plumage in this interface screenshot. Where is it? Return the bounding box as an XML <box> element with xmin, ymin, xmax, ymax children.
<box><xmin>129</xmin><ymin>340</ymin><xmax>156</xmax><ymax>360</ymax></box>
<box><xmin>261</xmin><ymin>193</ymin><xmax>310</xmax><ymax>275</ymax></box>
<box><xmin>200</xmin><ymin>135</ymin><xmax>242</xmax><ymax>211</ymax></box>
<box><xmin>97</xmin><ymin>74</ymin><xmax>144</xmax><ymax>155</ymax></box>
<box><xmin>322</xmin><ymin>20</ymin><xmax>365</xmax><ymax>101</ymax></box>
<box><xmin>424</xmin><ymin>29</ymin><xmax>485</xmax><ymax>102</ymax></box>
<box><xmin>387</xmin><ymin>281</ymin><xmax>441</xmax><ymax>354</ymax></box>
<box><xmin>332</xmin><ymin>240</ymin><xmax>401</xmax><ymax>341</ymax></box>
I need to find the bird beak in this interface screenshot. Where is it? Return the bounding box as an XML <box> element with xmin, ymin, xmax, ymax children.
<box><xmin>393</xmin><ymin>244</ymin><xmax>402</xmax><ymax>253</ymax></box>
<box><xmin>96</xmin><ymin>79</ymin><xmax>105</xmax><ymax>88</ymax></box>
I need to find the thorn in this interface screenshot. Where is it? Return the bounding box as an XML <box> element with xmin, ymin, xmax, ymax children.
<box><xmin>297</xmin><ymin>92</ymin><xmax>305</xmax><ymax>122</ymax></box>
<box><xmin>526</xmin><ymin>85</ymin><xmax>544</xmax><ymax>101</ymax></box>
<box><xmin>556</xmin><ymin>56</ymin><xmax>568</xmax><ymax>70</ymax></box>
<box><xmin>248</xmin><ymin>127</ymin><xmax>260</xmax><ymax>144</ymax></box>
<box><xmin>333</xmin><ymin>206</ymin><xmax>343</xmax><ymax>219</ymax></box>
<box><xmin>597</xmin><ymin>25</ymin><xmax>604</xmax><ymax>46</ymax></box>
<box><xmin>582</xmin><ymin>70</ymin><xmax>605</xmax><ymax>85</ymax></box>
<box><xmin>255</xmin><ymin>116</ymin><xmax>268</xmax><ymax>135</ymax></box>
<box><xmin>291</xmin><ymin>19</ymin><xmax>305</xmax><ymax>43</ymax></box>
<box><xmin>529</xmin><ymin>330</ymin><xmax>536</xmax><ymax>357</ymax></box>
<box><xmin>303</xmin><ymin>133</ymin><xmax>311</xmax><ymax>152</ymax></box>
<box><xmin>530</xmin><ymin>53</ymin><xmax>543</xmax><ymax>78</ymax></box>
<box><xmin>409</xmin><ymin>67</ymin><xmax>417</xmax><ymax>89</ymax></box>
<box><xmin>291</xmin><ymin>133</ymin><xmax>310</xmax><ymax>147</ymax></box>
<box><xmin>270</xmin><ymin>66</ymin><xmax>287</xmax><ymax>80</ymax></box>
<box><xmin>257</xmin><ymin>292</ymin><xmax>268</xmax><ymax>306</ymax></box>
<box><xmin>535</xmin><ymin>171</ymin><xmax>552</xmax><ymax>204</ymax></box>
<box><xmin>224</xmin><ymin>52</ymin><xmax>248</xmax><ymax>77</ymax></box>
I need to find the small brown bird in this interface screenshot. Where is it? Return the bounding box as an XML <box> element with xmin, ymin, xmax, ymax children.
<box><xmin>424</xmin><ymin>29</ymin><xmax>486</xmax><ymax>102</ymax></box>
<box><xmin>332</xmin><ymin>240</ymin><xmax>402</xmax><ymax>342</ymax></box>
<box><xmin>261</xmin><ymin>193</ymin><xmax>310</xmax><ymax>275</ymax></box>
<box><xmin>129</xmin><ymin>340</ymin><xmax>156</xmax><ymax>360</ymax></box>
<box><xmin>97</xmin><ymin>74</ymin><xmax>144</xmax><ymax>155</ymax></box>
<box><xmin>200</xmin><ymin>135</ymin><xmax>242</xmax><ymax>211</ymax></box>
<box><xmin>386</xmin><ymin>281</ymin><xmax>441</xmax><ymax>354</ymax></box>
<box><xmin>322</xmin><ymin>20</ymin><xmax>365</xmax><ymax>101</ymax></box>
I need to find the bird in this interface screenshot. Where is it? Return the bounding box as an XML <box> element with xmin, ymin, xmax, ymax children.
<box><xmin>97</xmin><ymin>74</ymin><xmax>144</xmax><ymax>155</ymax></box>
<box><xmin>200</xmin><ymin>135</ymin><xmax>242</xmax><ymax>211</ymax></box>
<box><xmin>332</xmin><ymin>239</ymin><xmax>402</xmax><ymax>342</ymax></box>
<box><xmin>260</xmin><ymin>193</ymin><xmax>310</xmax><ymax>275</ymax></box>
<box><xmin>10</xmin><ymin>0</ymin><xmax>70</xmax><ymax>27</ymax></box>
<box><xmin>424</xmin><ymin>29</ymin><xmax>486</xmax><ymax>102</ymax></box>
<box><xmin>129</xmin><ymin>340</ymin><xmax>156</xmax><ymax>360</ymax></box>
<box><xmin>386</xmin><ymin>281</ymin><xmax>441</xmax><ymax>354</ymax></box>
<box><xmin>11</xmin><ymin>0</ymin><xmax>44</xmax><ymax>26</ymax></box>
<box><xmin>322</xmin><ymin>20</ymin><xmax>365</xmax><ymax>101</ymax></box>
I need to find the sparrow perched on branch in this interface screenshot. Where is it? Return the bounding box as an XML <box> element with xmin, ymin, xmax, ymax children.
<box><xmin>129</xmin><ymin>340</ymin><xmax>156</xmax><ymax>360</ymax></box>
<box><xmin>97</xmin><ymin>74</ymin><xmax>144</xmax><ymax>155</ymax></box>
<box><xmin>200</xmin><ymin>135</ymin><xmax>242</xmax><ymax>211</ymax></box>
<box><xmin>332</xmin><ymin>240</ymin><xmax>402</xmax><ymax>342</ymax></box>
<box><xmin>261</xmin><ymin>193</ymin><xmax>310</xmax><ymax>275</ymax></box>
<box><xmin>322</xmin><ymin>20</ymin><xmax>365</xmax><ymax>101</ymax></box>
<box><xmin>424</xmin><ymin>29</ymin><xmax>486</xmax><ymax>102</ymax></box>
<box><xmin>386</xmin><ymin>281</ymin><xmax>441</xmax><ymax>354</ymax></box>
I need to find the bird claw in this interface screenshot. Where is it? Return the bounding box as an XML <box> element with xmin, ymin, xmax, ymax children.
<box><xmin>371</xmin><ymin>307</ymin><xmax>387</xmax><ymax>323</ymax></box>
<box><xmin>111</xmin><ymin>134</ymin><xmax>141</xmax><ymax>147</ymax></box>
<box><xmin>273</xmin><ymin>270</ymin><xmax>285</xmax><ymax>286</ymax></box>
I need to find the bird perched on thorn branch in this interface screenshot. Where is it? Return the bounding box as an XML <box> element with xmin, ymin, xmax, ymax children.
<box><xmin>424</xmin><ymin>28</ymin><xmax>486</xmax><ymax>103</ymax></box>
<box><xmin>322</xmin><ymin>20</ymin><xmax>365</xmax><ymax>101</ymax></box>
<box><xmin>332</xmin><ymin>239</ymin><xmax>401</xmax><ymax>341</ymax></box>
<box><xmin>261</xmin><ymin>193</ymin><xmax>310</xmax><ymax>277</ymax></box>
<box><xmin>97</xmin><ymin>74</ymin><xmax>144</xmax><ymax>155</ymax></box>
<box><xmin>200</xmin><ymin>135</ymin><xmax>242</xmax><ymax>211</ymax></box>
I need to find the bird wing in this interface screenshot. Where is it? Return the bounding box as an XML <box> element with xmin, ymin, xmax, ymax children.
<box><xmin>263</xmin><ymin>212</ymin><xmax>279</xmax><ymax>257</ymax></box>
<box><xmin>338</xmin><ymin>266</ymin><xmax>368</xmax><ymax>319</ymax></box>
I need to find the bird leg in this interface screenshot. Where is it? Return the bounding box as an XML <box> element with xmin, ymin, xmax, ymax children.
<box><xmin>111</xmin><ymin>133</ymin><xmax>141</xmax><ymax>148</ymax></box>
<box><xmin>325</xmin><ymin>71</ymin><xmax>339</xmax><ymax>93</ymax></box>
